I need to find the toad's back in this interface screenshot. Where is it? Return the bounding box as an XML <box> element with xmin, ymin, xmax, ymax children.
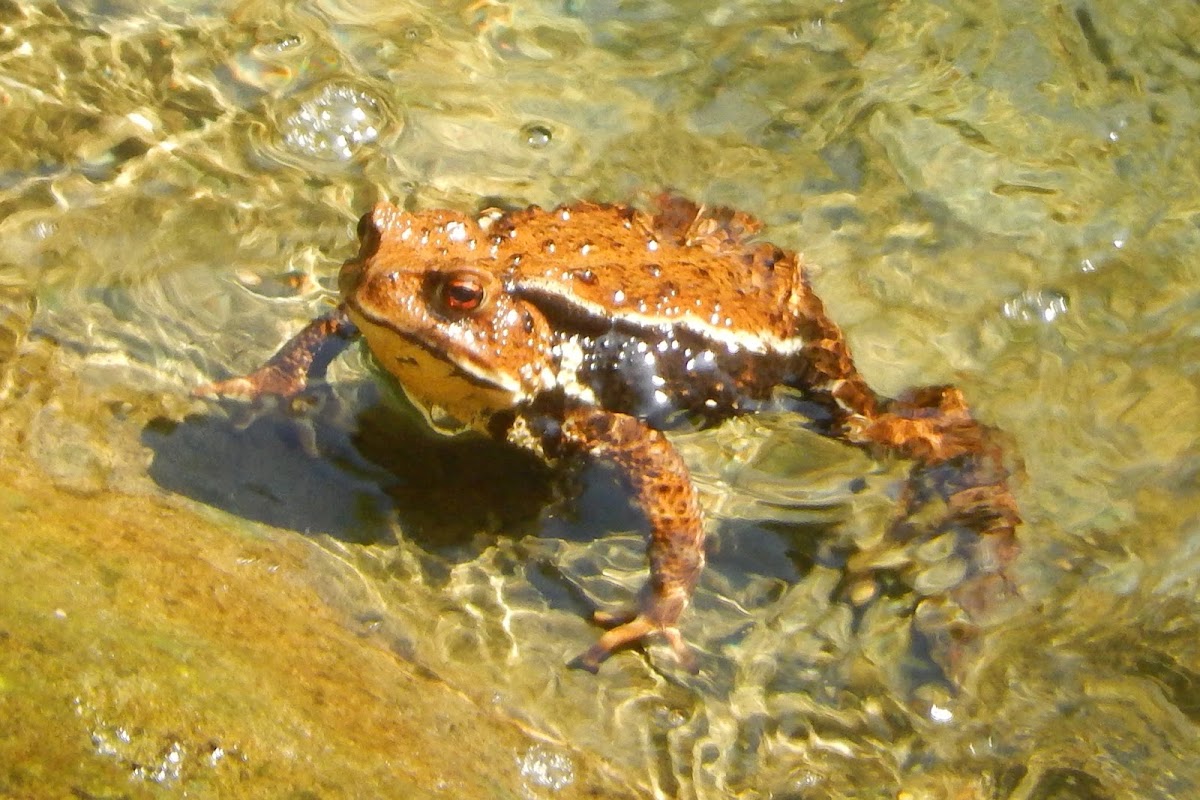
<box><xmin>489</xmin><ymin>201</ymin><xmax>860</xmax><ymax>429</ymax></box>
<box><xmin>500</xmin><ymin>201</ymin><xmax>806</xmax><ymax>349</ymax></box>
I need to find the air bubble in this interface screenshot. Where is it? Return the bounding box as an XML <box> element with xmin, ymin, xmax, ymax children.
<box><xmin>518</xmin><ymin>744</ymin><xmax>574</xmax><ymax>792</ymax></box>
<box><xmin>521</xmin><ymin>123</ymin><xmax>553</xmax><ymax>149</ymax></box>
<box><xmin>1002</xmin><ymin>289</ymin><xmax>1068</xmax><ymax>325</ymax></box>
<box><xmin>259</xmin><ymin>33</ymin><xmax>302</xmax><ymax>55</ymax></box>
<box><xmin>277</xmin><ymin>83</ymin><xmax>386</xmax><ymax>162</ymax></box>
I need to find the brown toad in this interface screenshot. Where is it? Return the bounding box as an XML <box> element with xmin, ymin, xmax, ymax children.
<box><xmin>199</xmin><ymin>195</ymin><xmax>1020</xmax><ymax>672</ymax></box>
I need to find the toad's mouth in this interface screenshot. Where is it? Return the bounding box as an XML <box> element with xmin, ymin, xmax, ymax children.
<box><xmin>344</xmin><ymin>299</ymin><xmax>526</xmax><ymax>422</ymax></box>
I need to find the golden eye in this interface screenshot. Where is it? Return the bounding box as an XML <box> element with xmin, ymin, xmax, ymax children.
<box><xmin>433</xmin><ymin>270</ymin><xmax>488</xmax><ymax>316</ymax></box>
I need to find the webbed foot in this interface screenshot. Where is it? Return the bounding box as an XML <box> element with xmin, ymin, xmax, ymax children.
<box><xmin>570</xmin><ymin>608</ymin><xmax>698</xmax><ymax>674</ymax></box>
<box><xmin>194</xmin><ymin>363</ymin><xmax>307</xmax><ymax>399</ymax></box>
<box><xmin>569</xmin><ymin>583</ymin><xmax>700</xmax><ymax>674</ymax></box>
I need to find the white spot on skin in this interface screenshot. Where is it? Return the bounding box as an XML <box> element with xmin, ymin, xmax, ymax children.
<box><xmin>647</xmin><ymin>239</ymin><xmax>659</xmax><ymax>252</ymax></box>
<box><xmin>400</xmin><ymin>228</ymin><xmax>412</xmax><ymax>241</ymax></box>
<box><xmin>613</xmin><ymin>289</ymin><xmax>626</xmax><ymax>304</ymax></box>
<box><xmin>560</xmin><ymin>209</ymin><xmax>571</xmax><ymax>221</ymax></box>
<box><xmin>476</xmin><ymin>210</ymin><xmax>502</xmax><ymax>230</ymax></box>
<box><xmin>445</xmin><ymin>221</ymin><xmax>468</xmax><ymax>242</ymax></box>
<box><xmin>553</xmin><ymin>337</ymin><xmax>597</xmax><ymax>403</ymax></box>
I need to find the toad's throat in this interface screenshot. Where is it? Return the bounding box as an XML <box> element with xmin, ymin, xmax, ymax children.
<box><xmin>345</xmin><ymin>301</ymin><xmax>525</xmax><ymax>425</ymax></box>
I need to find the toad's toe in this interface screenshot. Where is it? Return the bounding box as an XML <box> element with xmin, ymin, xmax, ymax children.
<box><xmin>569</xmin><ymin>612</ymin><xmax>698</xmax><ymax>674</ymax></box>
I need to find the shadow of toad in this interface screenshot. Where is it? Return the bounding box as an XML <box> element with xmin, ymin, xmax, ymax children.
<box><xmin>143</xmin><ymin>385</ymin><xmax>552</xmax><ymax>547</ymax></box>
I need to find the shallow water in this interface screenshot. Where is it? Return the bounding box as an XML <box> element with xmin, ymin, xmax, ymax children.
<box><xmin>1</xmin><ymin>0</ymin><xmax>1198</xmax><ymax>797</ymax></box>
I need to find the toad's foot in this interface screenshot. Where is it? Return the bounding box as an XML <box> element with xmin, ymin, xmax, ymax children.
<box><xmin>194</xmin><ymin>365</ymin><xmax>306</xmax><ymax>399</ymax></box>
<box><xmin>570</xmin><ymin>603</ymin><xmax>698</xmax><ymax>674</ymax></box>
<box><xmin>194</xmin><ymin>308</ymin><xmax>359</xmax><ymax>399</ymax></box>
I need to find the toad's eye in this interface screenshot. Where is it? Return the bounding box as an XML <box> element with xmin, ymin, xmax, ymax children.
<box><xmin>433</xmin><ymin>270</ymin><xmax>489</xmax><ymax>316</ymax></box>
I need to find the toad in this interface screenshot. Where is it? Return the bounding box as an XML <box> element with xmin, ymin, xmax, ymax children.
<box><xmin>198</xmin><ymin>195</ymin><xmax>1020</xmax><ymax>672</ymax></box>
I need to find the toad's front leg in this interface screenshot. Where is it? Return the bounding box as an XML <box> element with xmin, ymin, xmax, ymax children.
<box><xmin>553</xmin><ymin>407</ymin><xmax>706</xmax><ymax>673</ymax></box>
<box><xmin>195</xmin><ymin>307</ymin><xmax>359</xmax><ymax>399</ymax></box>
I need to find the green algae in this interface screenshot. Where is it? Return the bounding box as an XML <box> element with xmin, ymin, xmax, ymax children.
<box><xmin>0</xmin><ymin>422</ymin><xmax>642</xmax><ymax>798</ymax></box>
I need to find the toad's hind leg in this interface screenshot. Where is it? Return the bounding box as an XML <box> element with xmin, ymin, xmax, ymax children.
<box><xmin>783</xmin><ymin>311</ymin><xmax>1021</xmax><ymax>622</ymax></box>
<box><xmin>557</xmin><ymin>408</ymin><xmax>705</xmax><ymax>673</ymax></box>
<box><xmin>849</xmin><ymin>385</ymin><xmax>1022</xmax><ymax>578</ymax></box>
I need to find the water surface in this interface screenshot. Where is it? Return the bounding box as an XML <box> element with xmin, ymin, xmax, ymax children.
<box><xmin>1</xmin><ymin>1</ymin><xmax>1198</xmax><ymax>797</ymax></box>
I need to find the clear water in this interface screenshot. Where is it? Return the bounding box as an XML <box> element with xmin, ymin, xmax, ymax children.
<box><xmin>1</xmin><ymin>0</ymin><xmax>1198</xmax><ymax>797</ymax></box>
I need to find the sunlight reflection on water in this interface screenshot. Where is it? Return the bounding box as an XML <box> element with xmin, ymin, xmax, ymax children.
<box><xmin>1</xmin><ymin>1</ymin><xmax>1198</xmax><ymax>798</ymax></box>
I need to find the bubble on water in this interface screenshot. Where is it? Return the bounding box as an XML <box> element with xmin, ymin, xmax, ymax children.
<box><xmin>929</xmin><ymin>703</ymin><xmax>954</xmax><ymax>723</ymax></box>
<box><xmin>257</xmin><ymin>33</ymin><xmax>303</xmax><ymax>56</ymax></box>
<box><xmin>517</xmin><ymin>744</ymin><xmax>574</xmax><ymax>793</ymax></box>
<box><xmin>521</xmin><ymin>123</ymin><xmax>553</xmax><ymax>149</ymax></box>
<box><xmin>134</xmin><ymin>740</ymin><xmax>185</xmax><ymax>785</ymax></box>
<box><xmin>1001</xmin><ymin>289</ymin><xmax>1068</xmax><ymax>325</ymax></box>
<box><xmin>29</xmin><ymin>219</ymin><xmax>57</xmax><ymax>241</ymax></box>
<box><xmin>278</xmin><ymin>83</ymin><xmax>386</xmax><ymax>162</ymax></box>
